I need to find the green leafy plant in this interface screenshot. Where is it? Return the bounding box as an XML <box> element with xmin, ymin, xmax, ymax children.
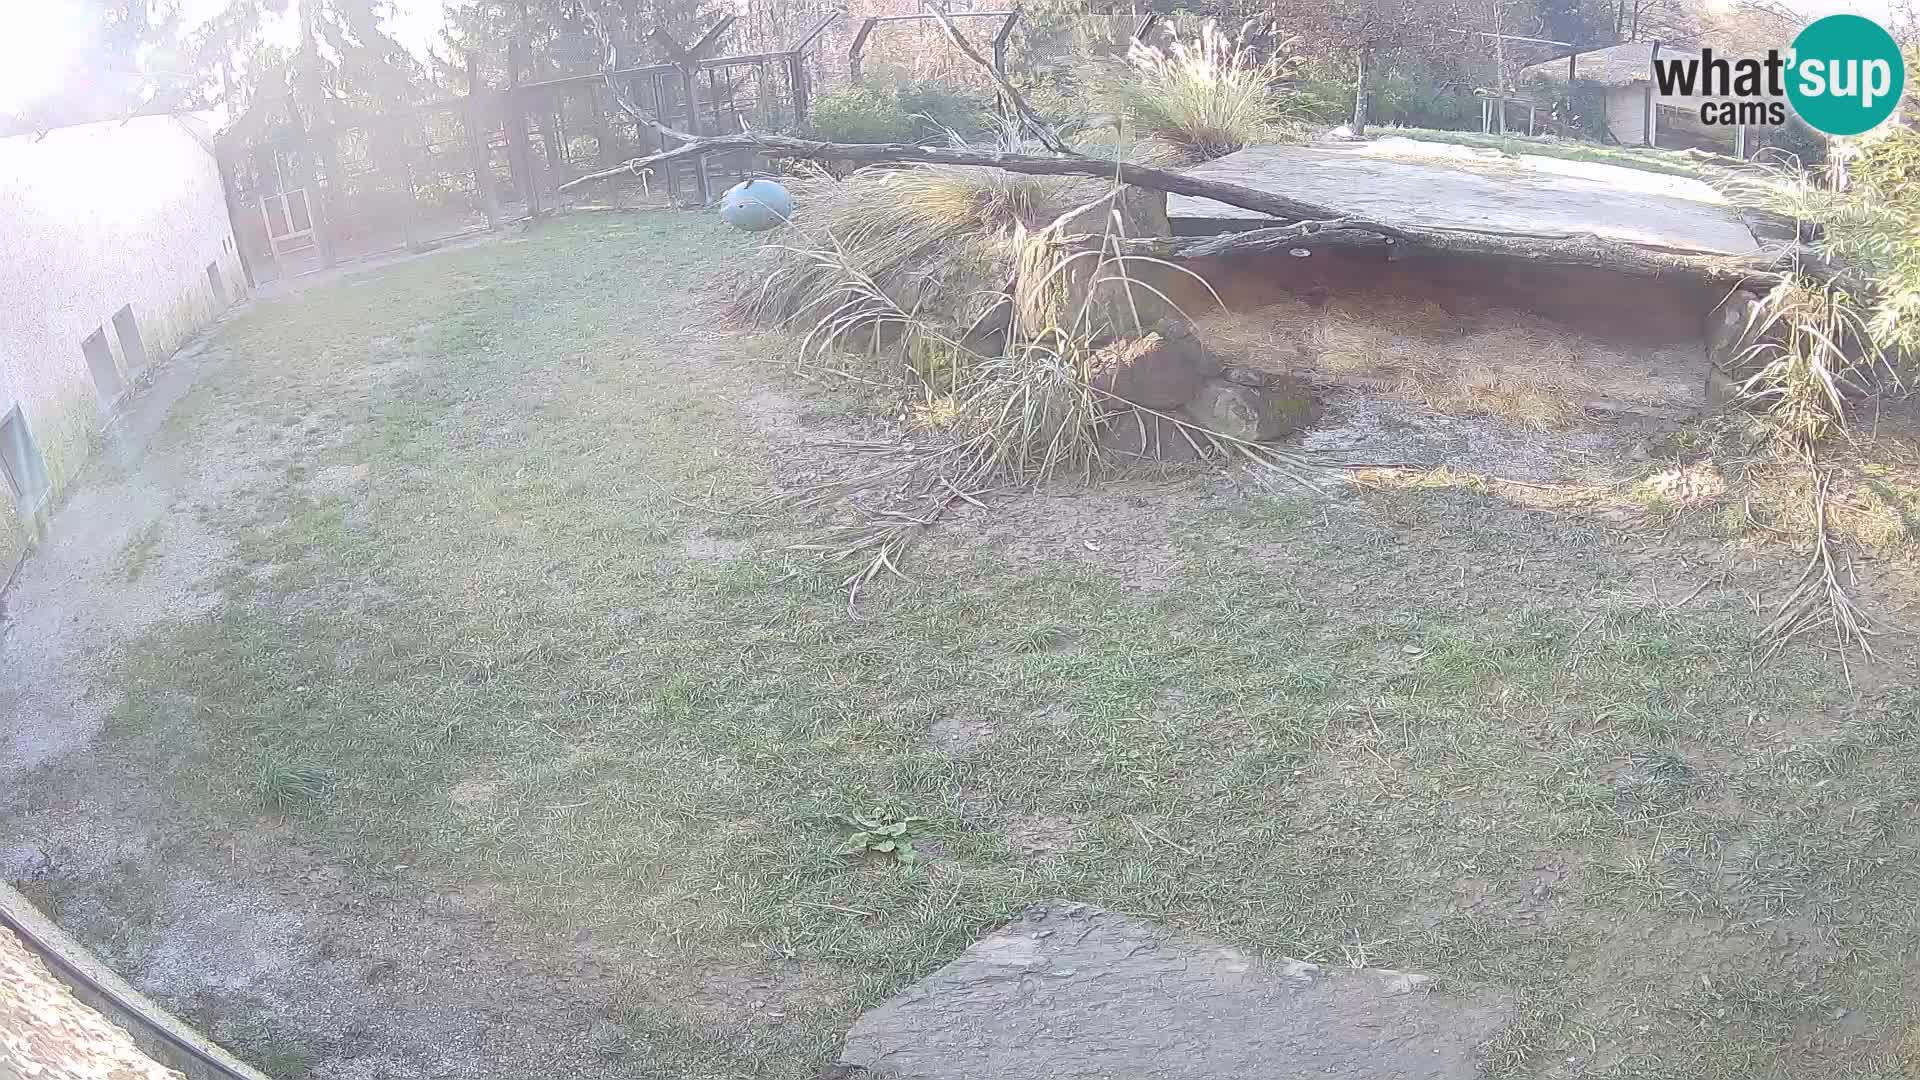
<box><xmin>1735</xmin><ymin>280</ymin><xmax>1884</xmax><ymax>448</ymax></box>
<box><xmin>807</xmin><ymin>81</ymin><xmax>991</xmax><ymax>145</ymax></box>
<box><xmin>834</xmin><ymin>809</ymin><xmax>925</xmax><ymax>864</ymax></box>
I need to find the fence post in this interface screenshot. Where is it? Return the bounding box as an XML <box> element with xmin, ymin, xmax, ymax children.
<box><xmin>682</xmin><ymin>64</ymin><xmax>709</xmax><ymax>203</ymax></box>
<box><xmin>992</xmin><ymin>10</ymin><xmax>1018</xmax><ymax>79</ymax></box>
<box><xmin>466</xmin><ymin>54</ymin><xmax>502</xmax><ymax>229</ymax></box>
<box><xmin>992</xmin><ymin>9</ymin><xmax>1020</xmax><ymax>121</ymax></box>
<box><xmin>506</xmin><ymin>35</ymin><xmax>545</xmax><ymax>218</ymax></box>
<box><xmin>848</xmin><ymin>18</ymin><xmax>877</xmax><ymax>83</ymax></box>
<box><xmin>311</xmin><ymin>126</ymin><xmax>342</xmax><ymax>268</ymax></box>
<box><xmin>787</xmin><ymin>50</ymin><xmax>809</xmax><ymax>127</ymax></box>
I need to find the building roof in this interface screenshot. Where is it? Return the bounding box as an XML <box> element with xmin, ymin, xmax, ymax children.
<box><xmin>1520</xmin><ymin>42</ymin><xmax>1661</xmax><ymax>87</ymax></box>
<box><xmin>1518</xmin><ymin>40</ymin><xmax>1783</xmax><ymax>109</ymax></box>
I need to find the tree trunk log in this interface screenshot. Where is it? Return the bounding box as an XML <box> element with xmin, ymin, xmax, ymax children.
<box><xmin>1108</xmin><ymin>223</ymin><xmax>1809</xmax><ymax>290</ymax></box>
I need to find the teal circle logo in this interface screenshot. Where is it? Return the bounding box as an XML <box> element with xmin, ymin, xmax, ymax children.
<box><xmin>1787</xmin><ymin>14</ymin><xmax>1905</xmax><ymax>136</ymax></box>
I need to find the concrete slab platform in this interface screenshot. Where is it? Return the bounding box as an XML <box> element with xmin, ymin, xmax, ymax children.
<box><xmin>828</xmin><ymin>902</ymin><xmax>1514</xmax><ymax>1079</ymax></box>
<box><xmin>1168</xmin><ymin>138</ymin><xmax>1761</xmax><ymax>256</ymax></box>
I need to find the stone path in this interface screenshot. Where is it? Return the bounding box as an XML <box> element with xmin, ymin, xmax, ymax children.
<box><xmin>829</xmin><ymin>902</ymin><xmax>1515</xmax><ymax>1079</ymax></box>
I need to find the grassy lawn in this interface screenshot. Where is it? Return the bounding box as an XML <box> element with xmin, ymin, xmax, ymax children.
<box><xmin>68</xmin><ymin>213</ymin><xmax>1920</xmax><ymax>1078</ymax></box>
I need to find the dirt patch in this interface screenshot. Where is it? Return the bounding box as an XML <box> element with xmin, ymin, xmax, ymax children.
<box><xmin>0</xmin><ymin>334</ymin><xmax>279</xmax><ymax>780</ymax></box>
<box><xmin>1193</xmin><ymin>291</ymin><xmax>1707</xmax><ymax>432</ymax></box>
<box><xmin>447</xmin><ymin>779</ymin><xmax>498</xmax><ymax>811</ymax></box>
<box><xmin>308</xmin><ymin>463</ymin><xmax>371</xmax><ymax>500</ymax></box>
<box><xmin>938</xmin><ymin>480</ymin><xmax>1214</xmax><ymax>593</ymax></box>
<box><xmin>930</xmin><ymin>712</ymin><xmax>995</xmax><ymax>754</ymax></box>
<box><xmin>1297</xmin><ymin>388</ymin><xmax>1628</xmax><ymax>483</ymax></box>
<box><xmin>1004</xmin><ymin>816</ymin><xmax>1075</xmax><ymax>862</ymax></box>
<box><xmin>684</xmin><ymin>531</ymin><xmax>751</xmax><ymax>561</ymax></box>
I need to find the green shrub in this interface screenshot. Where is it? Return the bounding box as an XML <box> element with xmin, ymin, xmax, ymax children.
<box><xmin>1293</xmin><ymin>56</ymin><xmax>1481</xmax><ymax>132</ymax></box>
<box><xmin>807</xmin><ymin>81</ymin><xmax>992</xmax><ymax>145</ymax></box>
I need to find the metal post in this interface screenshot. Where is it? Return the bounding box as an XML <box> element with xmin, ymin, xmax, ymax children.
<box><xmin>1644</xmin><ymin>40</ymin><xmax>1660</xmax><ymax>147</ymax></box>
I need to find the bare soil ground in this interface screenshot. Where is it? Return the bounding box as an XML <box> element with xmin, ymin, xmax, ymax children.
<box><xmin>3</xmin><ymin>213</ymin><xmax>1920</xmax><ymax>1080</ymax></box>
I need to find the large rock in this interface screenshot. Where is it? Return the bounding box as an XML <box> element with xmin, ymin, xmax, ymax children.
<box><xmin>1705</xmin><ymin>289</ymin><xmax>1762</xmax><ymax>362</ymax></box>
<box><xmin>826</xmin><ymin>902</ymin><xmax>1514</xmax><ymax>1080</ymax></box>
<box><xmin>1182</xmin><ymin>377</ymin><xmax>1315</xmax><ymax>441</ymax></box>
<box><xmin>1087</xmin><ymin>323</ymin><xmax>1220</xmax><ymax>409</ymax></box>
<box><xmin>1098</xmin><ymin>409</ymin><xmax>1204</xmax><ymax>462</ymax></box>
<box><xmin>1704</xmin><ymin>289</ymin><xmax>1764</xmax><ymax>410</ymax></box>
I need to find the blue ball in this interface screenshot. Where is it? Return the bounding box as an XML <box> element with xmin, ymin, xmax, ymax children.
<box><xmin>719</xmin><ymin>178</ymin><xmax>792</xmax><ymax>231</ymax></box>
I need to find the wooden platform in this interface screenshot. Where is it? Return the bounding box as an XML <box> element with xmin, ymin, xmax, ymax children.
<box><xmin>1167</xmin><ymin>138</ymin><xmax>1762</xmax><ymax>257</ymax></box>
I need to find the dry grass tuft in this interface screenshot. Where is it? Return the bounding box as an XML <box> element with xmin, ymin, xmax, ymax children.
<box><xmin>1113</xmin><ymin>21</ymin><xmax>1306</xmax><ymax>163</ymax></box>
<box><xmin>734</xmin><ymin>135</ymin><xmax>1172</xmax><ymax>356</ymax></box>
<box><xmin>1198</xmin><ymin>296</ymin><xmax>1612</xmax><ymax>430</ymax></box>
<box><xmin>734</xmin><ymin>162</ymin><xmax>1080</xmax><ymax>348</ymax></box>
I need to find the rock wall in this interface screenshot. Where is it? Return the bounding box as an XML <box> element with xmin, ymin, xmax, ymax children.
<box><xmin>0</xmin><ymin>112</ymin><xmax>244</xmax><ymax>567</ymax></box>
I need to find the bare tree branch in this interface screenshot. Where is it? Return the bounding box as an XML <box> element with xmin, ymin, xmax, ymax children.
<box><xmin>579</xmin><ymin>0</ymin><xmax>695</xmax><ymax>145</ymax></box>
<box><xmin>920</xmin><ymin>2</ymin><xmax>1073</xmax><ymax>154</ymax></box>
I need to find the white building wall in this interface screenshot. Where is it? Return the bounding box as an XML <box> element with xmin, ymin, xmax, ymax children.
<box><xmin>1605</xmin><ymin>84</ymin><xmax>1651</xmax><ymax>145</ymax></box>
<box><xmin>0</xmin><ymin>112</ymin><xmax>243</xmax><ymax>564</ymax></box>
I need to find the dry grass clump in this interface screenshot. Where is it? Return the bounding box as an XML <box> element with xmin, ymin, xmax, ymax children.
<box><xmin>1725</xmin><ymin>432</ymin><xmax>1920</xmax><ymax>553</ymax></box>
<box><xmin>1315</xmin><ymin>321</ymin><xmax>1595</xmax><ymax>430</ymax></box>
<box><xmin>1112</xmin><ymin>21</ymin><xmax>1306</xmax><ymax>163</ymax></box>
<box><xmin>734</xmin><ymin>131</ymin><xmax>1178</xmax><ymax>359</ymax></box>
<box><xmin>1197</xmin><ymin>295</ymin><xmax>1616</xmax><ymax>430</ymax></box>
<box><xmin>735</xmin><ymin>160</ymin><xmax>1105</xmax><ymax>351</ymax></box>
<box><xmin>733</xmin><ymin>163</ymin><xmax>1324</xmax><ymax>605</ymax></box>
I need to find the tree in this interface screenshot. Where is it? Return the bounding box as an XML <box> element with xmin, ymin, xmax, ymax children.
<box><xmin>1533</xmin><ymin>0</ymin><xmax>1615</xmax><ymax>48</ymax></box>
<box><xmin>0</xmin><ymin>0</ymin><xmax>198</xmax><ymax>134</ymax></box>
<box><xmin>1613</xmin><ymin>0</ymin><xmax>1705</xmax><ymax>43</ymax></box>
<box><xmin>1267</xmin><ymin>0</ymin><xmax>1470</xmax><ymax>134</ymax></box>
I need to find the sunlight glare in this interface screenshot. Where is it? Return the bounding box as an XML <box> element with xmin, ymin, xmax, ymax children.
<box><xmin>0</xmin><ymin>0</ymin><xmax>88</xmax><ymax>115</ymax></box>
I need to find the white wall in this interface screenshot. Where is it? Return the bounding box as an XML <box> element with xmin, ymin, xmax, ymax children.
<box><xmin>1605</xmin><ymin>84</ymin><xmax>1651</xmax><ymax>145</ymax></box>
<box><xmin>0</xmin><ymin>112</ymin><xmax>243</xmax><ymax>563</ymax></box>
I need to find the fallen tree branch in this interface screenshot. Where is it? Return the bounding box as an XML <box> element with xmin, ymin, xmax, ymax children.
<box><xmin>558</xmin><ymin>132</ymin><xmax>1809</xmax><ymax>289</ymax></box>
<box><xmin>1108</xmin><ymin>223</ymin><xmax>1806</xmax><ymax>289</ymax></box>
<box><xmin>1757</xmin><ymin>452</ymin><xmax>1881</xmax><ymax>687</ymax></box>
<box><xmin>561</xmin><ymin>133</ymin><xmax>1428</xmax><ymax>229</ymax></box>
